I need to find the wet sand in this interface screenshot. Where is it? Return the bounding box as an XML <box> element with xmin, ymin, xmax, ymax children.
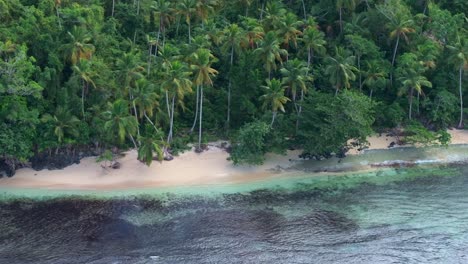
<box><xmin>2</xmin><ymin>130</ymin><xmax>468</xmax><ymax>190</ymax></box>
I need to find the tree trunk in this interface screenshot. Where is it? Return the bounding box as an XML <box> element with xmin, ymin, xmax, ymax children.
<box><xmin>190</xmin><ymin>85</ymin><xmax>199</xmax><ymax>133</ymax></box>
<box><xmin>188</xmin><ymin>20</ymin><xmax>191</xmax><ymax>43</ymax></box>
<box><xmin>339</xmin><ymin>8</ymin><xmax>343</xmax><ymax>34</ymax></box>
<box><xmin>301</xmin><ymin>0</ymin><xmax>307</xmax><ymax>20</ymax></box>
<box><xmin>357</xmin><ymin>55</ymin><xmax>362</xmax><ymax>91</ymax></box>
<box><xmin>132</xmin><ymin>99</ymin><xmax>141</xmax><ymax>138</ymax></box>
<box><xmin>271</xmin><ymin>111</ymin><xmax>277</xmax><ymax>127</ymax></box>
<box><xmin>56</xmin><ymin>7</ymin><xmax>62</xmax><ymax>28</ymax></box>
<box><xmin>296</xmin><ymin>89</ymin><xmax>304</xmax><ymax>133</ymax></box>
<box><xmin>111</xmin><ymin>0</ymin><xmax>115</xmax><ymax>17</ymax></box>
<box><xmin>129</xmin><ymin>134</ymin><xmax>138</xmax><ymax>148</ymax></box>
<box><xmin>409</xmin><ymin>87</ymin><xmax>413</xmax><ymax>120</ymax></box>
<box><xmin>391</xmin><ymin>35</ymin><xmax>400</xmax><ymax>84</ymax></box>
<box><xmin>165</xmin><ymin>90</ymin><xmax>171</xmax><ymax>121</ymax></box>
<box><xmin>198</xmin><ymin>85</ymin><xmax>203</xmax><ymax>150</ymax></box>
<box><xmin>81</xmin><ymin>80</ymin><xmax>86</xmax><ymax>119</ymax></box>
<box><xmin>458</xmin><ymin>66</ymin><xmax>464</xmax><ymax>128</ymax></box>
<box><xmin>369</xmin><ymin>89</ymin><xmax>373</xmax><ymax>100</ymax></box>
<box><xmin>167</xmin><ymin>95</ymin><xmax>175</xmax><ymax>143</ymax></box>
<box><xmin>260</xmin><ymin>2</ymin><xmax>265</xmax><ymax>19</ymax></box>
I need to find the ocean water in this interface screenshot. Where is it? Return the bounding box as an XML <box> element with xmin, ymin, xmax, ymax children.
<box><xmin>1</xmin><ymin>162</ymin><xmax>468</xmax><ymax>264</ymax></box>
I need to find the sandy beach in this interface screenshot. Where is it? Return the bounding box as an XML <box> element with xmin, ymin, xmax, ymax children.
<box><xmin>2</xmin><ymin>129</ymin><xmax>468</xmax><ymax>190</ymax></box>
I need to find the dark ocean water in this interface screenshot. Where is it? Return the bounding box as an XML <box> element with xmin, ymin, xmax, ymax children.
<box><xmin>1</xmin><ymin>164</ymin><xmax>468</xmax><ymax>264</ymax></box>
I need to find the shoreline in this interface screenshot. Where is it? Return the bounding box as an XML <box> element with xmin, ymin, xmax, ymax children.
<box><xmin>1</xmin><ymin>129</ymin><xmax>468</xmax><ymax>191</ymax></box>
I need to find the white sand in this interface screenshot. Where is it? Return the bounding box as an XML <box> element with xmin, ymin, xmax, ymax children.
<box><xmin>2</xmin><ymin>130</ymin><xmax>468</xmax><ymax>190</ymax></box>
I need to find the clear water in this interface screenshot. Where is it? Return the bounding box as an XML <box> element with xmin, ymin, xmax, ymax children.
<box><xmin>2</xmin><ymin>146</ymin><xmax>468</xmax><ymax>264</ymax></box>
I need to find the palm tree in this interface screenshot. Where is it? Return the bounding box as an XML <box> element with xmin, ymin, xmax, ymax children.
<box><xmin>398</xmin><ymin>74</ymin><xmax>432</xmax><ymax>120</ymax></box>
<box><xmin>254</xmin><ymin>31</ymin><xmax>288</xmax><ymax>79</ymax></box>
<box><xmin>115</xmin><ymin>52</ymin><xmax>145</xmax><ymax>135</ymax></box>
<box><xmin>276</xmin><ymin>12</ymin><xmax>303</xmax><ymax>50</ymax></box>
<box><xmin>362</xmin><ymin>60</ymin><xmax>388</xmax><ymax>99</ymax></box>
<box><xmin>260</xmin><ymin>78</ymin><xmax>290</xmax><ymax>127</ymax></box>
<box><xmin>447</xmin><ymin>35</ymin><xmax>468</xmax><ymax>128</ymax></box>
<box><xmin>72</xmin><ymin>59</ymin><xmax>97</xmax><ymax>119</ymax></box>
<box><xmin>280</xmin><ymin>59</ymin><xmax>310</xmax><ymax>131</ymax></box>
<box><xmin>133</xmin><ymin>78</ymin><xmax>159</xmax><ymax>119</ymax></box>
<box><xmin>161</xmin><ymin>60</ymin><xmax>193</xmax><ymax>143</ymax></box>
<box><xmin>177</xmin><ymin>0</ymin><xmax>196</xmax><ymax>43</ymax></box>
<box><xmin>137</xmin><ymin>135</ymin><xmax>164</xmax><ymax>166</ymax></box>
<box><xmin>262</xmin><ymin>1</ymin><xmax>286</xmax><ymax>32</ymax></box>
<box><xmin>221</xmin><ymin>23</ymin><xmax>244</xmax><ymax>129</ymax></box>
<box><xmin>387</xmin><ymin>19</ymin><xmax>415</xmax><ymax>76</ymax></box>
<box><xmin>41</xmin><ymin>106</ymin><xmax>80</xmax><ymax>144</ymax></box>
<box><xmin>345</xmin><ymin>34</ymin><xmax>380</xmax><ymax>89</ymax></box>
<box><xmin>151</xmin><ymin>0</ymin><xmax>174</xmax><ymax>49</ymax></box>
<box><xmin>336</xmin><ymin>0</ymin><xmax>358</xmax><ymax>34</ymax></box>
<box><xmin>61</xmin><ymin>26</ymin><xmax>95</xmax><ymax>65</ymax></box>
<box><xmin>301</xmin><ymin>27</ymin><xmax>326</xmax><ymax>67</ymax></box>
<box><xmin>241</xmin><ymin>17</ymin><xmax>264</xmax><ymax>49</ymax></box>
<box><xmin>325</xmin><ymin>47</ymin><xmax>358</xmax><ymax>95</ymax></box>
<box><xmin>189</xmin><ymin>48</ymin><xmax>218</xmax><ymax>150</ymax></box>
<box><xmin>103</xmin><ymin>99</ymin><xmax>139</xmax><ymax>148</ymax></box>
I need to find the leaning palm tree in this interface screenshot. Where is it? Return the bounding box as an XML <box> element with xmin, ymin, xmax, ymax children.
<box><xmin>324</xmin><ymin>47</ymin><xmax>358</xmax><ymax>95</ymax></box>
<box><xmin>161</xmin><ymin>60</ymin><xmax>193</xmax><ymax>143</ymax></box>
<box><xmin>103</xmin><ymin>99</ymin><xmax>139</xmax><ymax>148</ymax></box>
<box><xmin>189</xmin><ymin>48</ymin><xmax>218</xmax><ymax>151</ymax></box>
<box><xmin>72</xmin><ymin>59</ymin><xmax>96</xmax><ymax>119</ymax></box>
<box><xmin>280</xmin><ymin>59</ymin><xmax>310</xmax><ymax>131</ymax></box>
<box><xmin>221</xmin><ymin>23</ymin><xmax>244</xmax><ymax>129</ymax></box>
<box><xmin>260</xmin><ymin>78</ymin><xmax>290</xmax><ymax>127</ymax></box>
<box><xmin>447</xmin><ymin>35</ymin><xmax>468</xmax><ymax>128</ymax></box>
<box><xmin>254</xmin><ymin>31</ymin><xmax>288</xmax><ymax>79</ymax></box>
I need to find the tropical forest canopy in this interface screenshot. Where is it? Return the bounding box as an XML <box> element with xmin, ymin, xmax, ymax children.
<box><xmin>0</xmin><ymin>0</ymin><xmax>466</xmax><ymax>167</ymax></box>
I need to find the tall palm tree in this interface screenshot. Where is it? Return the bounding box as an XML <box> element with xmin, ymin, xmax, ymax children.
<box><xmin>254</xmin><ymin>31</ymin><xmax>288</xmax><ymax>79</ymax></box>
<box><xmin>151</xmin><ymin>0</ymin><xmax>174</xmax><ymax>49</ymax></box>
<box><xmin>280</xmin><ymin>59</ymin><xmax>310</xmax><ymax>131</ymax></box>
<box><xmin>161</xmin><ymin>60</ymin><xmax>193</xmax><ymax>143</ymax></box>
<box><xmin>221</xmin><ymin>23</ymin><xmax>244</xmax><ymax>129</ymax></box>
<box><xmin>262</xmin><ymin>1</ymin><xmax>286</xmax><ymax>32</ymax></box>
<box><xmin>115</xmin><ymin>52</ymin><xmax>145</xmax><ymax>135</ymax></box>
<box><xmin>72</xmin><ymin>59</ymin><xmax>96</xmax><ymax>119</ymax></box>
<box><xmin>301</xmin><ymin>27</ymin><xmax>326</xmax><ymax>67</ymax></box>
<box><xmin>336</xmin><ymin>0</ymin><xmax>358</xmax><ymax>34</ymax></box>
<box><xmin>260</xmin><ymin>78</ymin><xmax>290</xmax><ymax>127</ymax></box>
<box><xmin>398</xmin><ymin>74</ymin><xmax>432</xmax><ymax>120</ymax></box>
<box><xmin>177</xmin><ymin>0</ymin><xmax>196</xmax><ymax>43</ymax></box>
<box><xmin>388</xmin><ymin>18</ymin><xmax>415</xmax><ymax>69</ymax></box>
<box><xmin>133</xmin><ymin>78</ymin><xmax>159</xmax><ymax>119</ymax></box>
<box><xmin>447</xmin><ymin>35</ymin><xmax>468</xmax><ymax>128</ymax></box>
<box><xmin>189</xmin><ymin>48</ymin><xmax>218</xmax><ymax>150</ymax></box>
<box><xmin>103</xmin><ymin>99</ymin><xmax>139</xmax><ymax>148</ymax></box>
<box><xmin>324</xmin><ymin>47</ymin><xmax>358</xmax><ymax>95</ymax></box>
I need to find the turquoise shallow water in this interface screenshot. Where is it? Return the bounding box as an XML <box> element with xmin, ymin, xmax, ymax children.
<box><xmin>1</xmin><ymin>164</ymin><xmax>468</xmax><ymax>264</ymax></box>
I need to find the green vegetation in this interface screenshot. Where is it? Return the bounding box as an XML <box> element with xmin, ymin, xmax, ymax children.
<box><xmin>0</xmin><ymin>0</ymin><xmax>466</xmax><ymax>169</ymax></box>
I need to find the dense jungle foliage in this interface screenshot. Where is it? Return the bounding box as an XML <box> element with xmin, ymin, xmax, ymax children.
<box><xmin>0</xmin><ymin>0</ymin><xmax>466</xmax><ymax>168</ymax></box>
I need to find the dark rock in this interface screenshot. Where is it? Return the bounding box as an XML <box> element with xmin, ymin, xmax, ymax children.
<box><xmin>111</xmin><ymin>161</ymin><xmax>121</xmax><ymax>169</ymax></box>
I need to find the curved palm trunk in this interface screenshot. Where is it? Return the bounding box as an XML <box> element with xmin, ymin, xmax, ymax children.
<box><xmin>391</xmin><ymin>35</ymin><xmax>400</xmax><ymax>84</ymax></box>
<box><xmin>271</xmin><ymin>111</ymin><xmax>277</xmax><ymax>127</ymax></box>
<box><xmin>190</xmin><ymin>85</ymin><xmax>200</xmax><ymax>133</ymax></box>
<box><xmin>167</xmin><ymin>95</ymin><xmax>175</xmax><ymax>144</ymax></box>
<box><xmin>198</xmin><ymin>85</ymin><xmax>204</xmax><ymax>150</ymax></box>
<box><xmin>130</xmin><ymin>91</ymin><xmax>140</xmax><ymax>138</ymax></box>
<box><xmin>188</xmin><ymin>20</ymin><xmax>191</xmax><ymax>43</ymax></box>
<box><xmin>458</xmin><ymin>66</ymin><xmax>464</xmax><ymax>128</ymax></box>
